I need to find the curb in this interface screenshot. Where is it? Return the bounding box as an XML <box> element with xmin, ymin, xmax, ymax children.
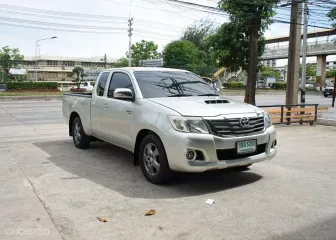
<box><xmin>317</xmin><ymin>118</ymin><xmax>336</xmax><ymax>127</ymax></box>
<box><xmin>0</xmin><ymin>95</ymin><xmax>63</xmax><ymax>100</ymax></box>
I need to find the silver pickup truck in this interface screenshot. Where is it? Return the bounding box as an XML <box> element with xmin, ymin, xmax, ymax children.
<box><xmin>63</xmin><ymin>67</ymin><xmax>277</xmax><ymax>184</ymax></box>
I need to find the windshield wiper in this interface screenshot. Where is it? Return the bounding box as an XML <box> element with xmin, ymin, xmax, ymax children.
<box><xmin>168</xmin><ymin>94</ymin><xmax>192</xmax><ymax>97</ymax></box>
<box><xmin>197</xmin><ymin>94</ymin><xmax>220</xmax><ymax>96</ymax></box>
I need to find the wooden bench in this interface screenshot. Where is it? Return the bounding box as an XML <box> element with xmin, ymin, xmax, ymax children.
<box><xmin>260</xmin><ymin>105</ymin><xmax>320</xmax><ymax>126</ymax></box>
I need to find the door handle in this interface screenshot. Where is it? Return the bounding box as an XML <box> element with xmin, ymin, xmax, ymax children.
<box><xmin>103</xmin><ymin>103</ymin><xmax>108</xmax><ymax>109</ymax></box>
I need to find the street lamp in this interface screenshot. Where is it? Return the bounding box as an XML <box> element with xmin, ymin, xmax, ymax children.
<box><xmin>35</xmin><ymin>36</ymin><xmax>57</xmax><ymax>81</ymax></box>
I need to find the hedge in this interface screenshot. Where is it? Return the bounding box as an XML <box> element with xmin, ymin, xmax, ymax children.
<box><xmin>271</xmin><ymin>82</ymin><xmax>286</xmax><ymax>89</ymax></box>
<box><xmin>222</xmin><ymin>81</ymin><xmax>244</xmax><ymax>89</ymax></box>
<box><xmin>6</xmin><ymin>82</ymin><xmax>59</xmax><ymax>90</ymax></box>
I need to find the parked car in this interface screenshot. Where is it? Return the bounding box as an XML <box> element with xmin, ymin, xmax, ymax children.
<box><xmin>62</xmin><ymin>68</ymin><xmax>277</xmax><ymax>184</ymax></box>
<box><xmin>80</xmin><ymin>81</ymin><xmax>94</xmax><ymax>91</ymax></box>
<box><xmin>323</xmin><ymin>86</ymin><xmax>334</xmax><ymax>97</ymax></box>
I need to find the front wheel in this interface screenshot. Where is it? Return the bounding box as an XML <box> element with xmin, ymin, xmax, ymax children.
<box><xmin>72</xmin><ymin>117</ymin><xmax>91</xmax><ymax>149</ymax></box>
<box><xmin>324</xmin><ymin>94</ymin><xmax>329</xmax><ymax>97</ymax></box>
<box><xmin>139</xmin><ymin>135</ymin><xmax>173</xmax><ymax>184</ymax></box>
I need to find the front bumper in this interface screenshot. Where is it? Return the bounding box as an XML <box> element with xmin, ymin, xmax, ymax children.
<box><xmin>161</xmin><ymin>126</ymin><xmax>277</xmax><ymax>172</ymax></box>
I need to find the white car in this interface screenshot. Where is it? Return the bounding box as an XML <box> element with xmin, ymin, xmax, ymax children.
<box><xmin>62</xmin><ymin>68</ymin><xmax>277</xmax><ymax>184</ymax></box>
<box><xmin>80</xmin><ymin>82</ymin><xmax>94</xmax><ymax>91</ymax></box>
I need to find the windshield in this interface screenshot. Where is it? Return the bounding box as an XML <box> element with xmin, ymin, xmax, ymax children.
<box><xmin>133</xmin><ymin>71</ymin><xmax>219</xmax><ymax>98</ymax></box>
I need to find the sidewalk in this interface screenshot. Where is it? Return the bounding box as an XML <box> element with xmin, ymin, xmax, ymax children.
<box><xmin>317</xmin><ymin>107</ymin><xmax>336</xmax><ymax>126</ymax></box>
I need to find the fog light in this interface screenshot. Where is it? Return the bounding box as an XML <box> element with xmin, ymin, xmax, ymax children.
<box><xmin>186</xmin><ymin>150</ymin><xmax>196</xmax><ymax>160</ymax></box>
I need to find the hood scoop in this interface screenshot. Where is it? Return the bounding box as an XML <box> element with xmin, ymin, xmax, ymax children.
<box><xmin>205</xmin><ymin>99</ymin><xmax>231</xmax><ymax>104</ymax></box>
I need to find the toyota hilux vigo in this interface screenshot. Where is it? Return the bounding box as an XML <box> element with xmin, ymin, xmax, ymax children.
<box><xmin>62</xmin><ymin>68</ymin><xmax>277</xmax><ymax>184</ymax></box>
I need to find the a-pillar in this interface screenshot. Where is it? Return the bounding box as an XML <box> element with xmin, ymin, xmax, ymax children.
<box><xmin>316</xmin><ymin>55</ymin><xmax>327</xmax><ymax>90</ymax></box>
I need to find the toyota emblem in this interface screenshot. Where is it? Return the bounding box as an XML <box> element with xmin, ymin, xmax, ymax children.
<box><xmin>239</xmin><ymin>117</ymin><xmax>250</xmax><ymax>127</ymax></box>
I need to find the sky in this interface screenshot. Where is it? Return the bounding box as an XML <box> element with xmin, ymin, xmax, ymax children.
<box><xmin>0</xmin><ymin>0</ymin><xmax>335</xmax><ymax>65</ymax></box>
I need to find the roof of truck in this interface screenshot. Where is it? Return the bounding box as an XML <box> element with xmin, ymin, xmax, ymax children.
<box><xmin>105</xmin><ymin>67</ymin><xmax>188</xmax><ymax>72</ymax></box>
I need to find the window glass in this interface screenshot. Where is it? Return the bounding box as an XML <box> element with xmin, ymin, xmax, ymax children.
<box><xmin>133</xmin><ymin>71</ymin><xmax>219</xmax><ymax>98</ymax></box>
<box><xmin>108</xmin><ymin>72</ymin><xmax>134</xmax><ymax>97</ymax></box>
<box><xmin>96</xmin><ymin>72</ymin><xmax>110</xmax><ymax>96</ymax></box>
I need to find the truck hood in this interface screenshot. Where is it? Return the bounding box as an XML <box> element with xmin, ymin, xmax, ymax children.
<box><xmin>148</xmin><ymin>97</ymin><xmax>262</xmax><ymax>117</ymax></box>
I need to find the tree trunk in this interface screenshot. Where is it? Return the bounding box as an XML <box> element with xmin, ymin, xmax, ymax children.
<box><xmin>244</xmin><ymin>19</ymin><xmax>260</xmax><ymax>105</ymax></box>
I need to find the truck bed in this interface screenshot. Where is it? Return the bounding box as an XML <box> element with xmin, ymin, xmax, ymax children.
<box><xmin>64</xmin><ymin>92</ymin><xmax>92</xmax><ymax>98</ymax></box>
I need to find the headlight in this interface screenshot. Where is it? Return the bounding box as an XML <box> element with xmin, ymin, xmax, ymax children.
<box><xmin>168</xmin><ymin>116</ymin><xmax>209</xmax><ymax>133</ymax></box>
<box><xmin>264</xmin><ymin>113</ymin><xmax>272</xmax><ymax>128</ymax></box>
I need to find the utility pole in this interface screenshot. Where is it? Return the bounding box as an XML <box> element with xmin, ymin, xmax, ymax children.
<box><xmin>128</xmin><ymin>18</ymin><xmax>133</xmax><ymax>67</ymax></box>
<box><xmin>286</xmin><ymin>0</ymin><xmax>302</xmax><ymax>105</ymax></box>
<box><xmin>104</xmin><ymin>54</ymin><xmax>107</xmax><ymax>68</ymax></box>
<box><xmin>332</xmin><ymin>73</ymin><xmax>336</xmax><ymax>107</ymax></box>
<box><xmin>300</xmin><ymin>0</ymin><xmax>308</xmax><ymax>104</ymax></box>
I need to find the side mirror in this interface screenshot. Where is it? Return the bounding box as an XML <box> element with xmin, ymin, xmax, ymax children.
<box><xmin>113</xmin><ymin>88</ymin><xmax>134</xmax><ymax>100</ymax></box>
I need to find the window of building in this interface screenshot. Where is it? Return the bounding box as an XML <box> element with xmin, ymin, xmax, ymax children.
<box><xmin>47</xmin><ymin>61</ymin><xmax>58</xmax><ymax>66</ymax></box>
<box><xmin>63</xmin><ymin>61</ymin><xmax>74</xmax><ymax>67</ymax></box>
<box><xmin>96</xmin><ymin>72</ymin><xmax>110</xmax><ymax>97</ymax></box>
<box><xmin>107</xmin><ymin>72</ymin><xmax>134</xmax><ymax>98</ymax></box>
<box><xmin>82</xmin><ymin>62</ymin><xmax>91</xmax><ymax>68</ymax></box>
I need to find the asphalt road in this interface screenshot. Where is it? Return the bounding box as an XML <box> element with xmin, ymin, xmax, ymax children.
<box><xmin>0</xmin><ymin>99</ymin><xmax>335</xmax><ymax>240</ymax></box>
<box><xmin>227</xmin><ymin>93</ymin><xmax>333</xmax><ymax>107</ymax></box>
<box><xmin>0</xmin><ymin>93</ymin><xmax>333</xmax><ymax>127</ymax></box>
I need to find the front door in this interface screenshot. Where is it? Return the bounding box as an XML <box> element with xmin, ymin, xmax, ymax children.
<box><xmin>100</xmin><ymin>72</ymin><xmax>135</xmax><ymax>150</ymax></box>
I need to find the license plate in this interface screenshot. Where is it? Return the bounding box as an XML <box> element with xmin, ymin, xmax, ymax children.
<box><xmin>237</xmin><ymin>140</ymin><xmax>257</xmax><ymax>155</ymax></box>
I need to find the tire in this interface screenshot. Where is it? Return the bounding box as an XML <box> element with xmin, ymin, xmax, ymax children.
<box><xmin>232</xmin><ymin>164</ymin><xmax>252</xmax><ymax>171</ymax></box>
<box><xmin>324</xmin><ymin>94</ymin><xmax>329</xmax><ymax>97</ymax></box>
<box><xmin>139</xmin><ymin>134</ymin><xmax>173</xmax><ymax>184</ymax></box>
<box><xmin>72</xmin><ymin>117</ymin><xmax>91</xmax><ymax>149</ymax></box>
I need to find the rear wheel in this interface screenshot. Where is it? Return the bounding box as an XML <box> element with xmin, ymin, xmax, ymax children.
<box><xmin>72</xmin><ymin>117</ymin><xmax>91</xmax><ymax>149</ymax></box>
<box><xmin>139</xmin><ymin>134</ymin><xmax>173</xmax><ymax>184</ymax></box>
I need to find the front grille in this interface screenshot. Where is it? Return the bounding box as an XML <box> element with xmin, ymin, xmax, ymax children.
<box><xmin>207</xmin><ymin>116</ymin><xmax>265</xmax><ymax>137</ymax></box>
<box><xmin>217</xmin><ymin>143</ymin><xmax>267</xmax><ymax>160</ymax></box>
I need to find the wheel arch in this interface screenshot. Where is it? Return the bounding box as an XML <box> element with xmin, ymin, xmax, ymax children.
<box><xmin>69</xmin><ymin>112</ymin><xmax>80</xmax><ymax>136</ymax></box>
<box><xmin>133</xmin><ymin>129</ymin><xmax>162</xmax><ymax>166</ymax></box>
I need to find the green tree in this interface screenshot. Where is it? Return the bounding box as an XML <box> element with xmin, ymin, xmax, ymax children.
<box><xmin>68</xmin><ymin>67</ymin><xmax>86</xmax><ymax>89</ymax></box>
<box><xmin>181</xmin><ymin>19</ymin><xmax>217</xmax><ymax>76</ymax></box>
<box><xmin>328</xmin><ymin>7</ymin><xmax>336</xmax><ymax>43</ymax></box>
<box><xmin>0</xmin><ymin>46</ymin><xmax>24</xmax><ymax>82</ymax></box>
<box><xmin>328</xmin><ymin>7</ymin><xmax>336</xmax><ymax>28</ymax></box>
<box><xmin>114</xmin><ymin>57</ymin><xmax>129</xmax><ymax>68</ymax></box>
<box><xmin>131</xmin><ymin>40</ymin><xmax>160</xmax><ymax>66</ymax></box>
<box><xmin>260</xmin><ymin>66</ymin><xmax>280</xmax><ymax>80</ymax></box>
<box><xmin>207</xmin><ymin>20</ymin><xmax>266</xmax><ymax>72</ymax></box>
<box><xmin>181</xmin><ymin>18</ymin><xmax>215</xmax><ymax>50</ymax></box>
<box><xmin>218</xmin><ymin>0</ymin><xmax>278</xmax><ymax>105</ymax></box>
<box><xmin>299</xmin><ymin>63</ymin><xmax>316</xmax><ymax>78</ymax></box>
<box><xmin>326</xmin><ymin>68</ymin><xmax>336</xmax><ymax>78</ymax></box>
<box><xmin>163</xmin><ymin>40</ymin><xmax>204</xmax><ymax>73</ymax></box>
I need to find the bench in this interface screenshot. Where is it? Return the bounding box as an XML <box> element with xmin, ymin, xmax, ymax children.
<box><xmin>258</xmin><ymin>104</ymin><xmax>323</xmax><ymax>126</ymax></box>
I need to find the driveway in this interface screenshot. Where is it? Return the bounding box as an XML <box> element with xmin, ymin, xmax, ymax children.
<box><xmin>0</xmin><ymin>101</ymin><xmax>335</xmax><ymax>240</ymax></box>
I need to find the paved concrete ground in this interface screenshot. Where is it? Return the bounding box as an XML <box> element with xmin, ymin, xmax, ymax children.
<box><xmin>1</xmin><ymin>99</ymin><xmax>336</xmax><ymax>240</ymax></box>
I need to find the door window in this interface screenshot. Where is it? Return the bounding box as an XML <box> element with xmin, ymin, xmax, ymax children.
<box><xmin>108</xmin><ymin>72</ymin><xmax>134</xmax><ymax>98</ymax></box>
<box><xmin>96</xmin><ymin>72</ymin><xmax>110</xmax><ymax>96</ymax></box>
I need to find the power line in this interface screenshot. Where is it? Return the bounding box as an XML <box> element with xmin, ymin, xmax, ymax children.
<box><xmin>0</xmin><ymin>22</ymin><xmax>127</xmax><ymax>34</ymax></box>
<box><xmin>0</xmin><ymin>16</ymin><xmax>128</xmax><ymax>30</ymax></box>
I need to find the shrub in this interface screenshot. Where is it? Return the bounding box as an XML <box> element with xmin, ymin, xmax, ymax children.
<box><xmin>271</xmin><ymin>82</ymin><xmax>286</xmax><ymax>89</ymax></box>
<box><xmin>6</xmin><ymin>82</ymin><xmax>58</xmax><ymax>91</ymax></box>
<box><xmin>222</xmin><ymin>81</ymin><xmax>244</xmax><ymax>89</ymax></box>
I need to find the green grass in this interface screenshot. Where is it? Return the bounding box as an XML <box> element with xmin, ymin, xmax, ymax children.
<box><xmin>0</xmin><ymin>91</ymin><xmax>64</xmax><ymax>97</ymax></box>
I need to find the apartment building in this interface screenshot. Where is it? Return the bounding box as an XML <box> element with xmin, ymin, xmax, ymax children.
<box><xmin>20</xmin><ymin>55</ymin><xmax>116</xmax><ymax>82</ymax></box>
